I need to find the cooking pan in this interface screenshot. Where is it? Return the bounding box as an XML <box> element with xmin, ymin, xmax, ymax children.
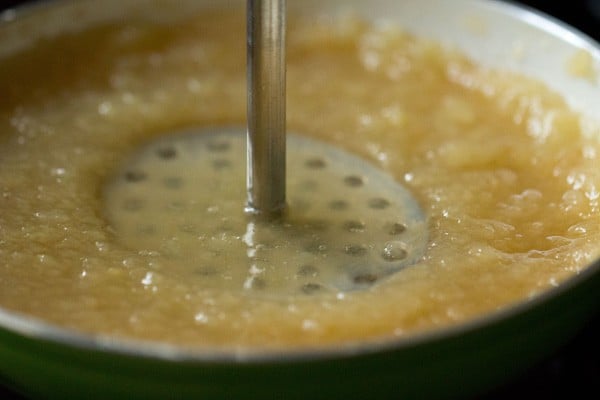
<box><xmin>0</xmin><ymin>0</ymin><xmax>598</xmax><ymax>399</ymax></box>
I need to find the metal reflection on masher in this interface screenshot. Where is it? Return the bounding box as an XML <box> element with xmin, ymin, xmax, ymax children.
<box><xmin>246</xmin><ymin>0</ymin><xmax>287</xmax><ymax>218</ymax></box>
<box><xmin>103</xmin><ymin>0</ymin><xmax>427</xmax><ymax>296</ymax></box>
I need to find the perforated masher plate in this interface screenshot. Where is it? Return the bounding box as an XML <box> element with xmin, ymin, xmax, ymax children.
<box><xmin>104</xmin><ymin>127</ymin><xmax>428</xmax><ymax>297</ymax></box>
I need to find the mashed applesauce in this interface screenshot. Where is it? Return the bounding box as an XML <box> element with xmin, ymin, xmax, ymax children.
<box><xmin>0</xmin><ymin>6</ymin><xmax>599</xmax><ymax>351</ymax></box>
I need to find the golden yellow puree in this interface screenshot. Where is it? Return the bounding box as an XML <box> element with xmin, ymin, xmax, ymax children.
<box><xmin>0</xmin><ymin>8</ymin><xmax>599</xmax><ymax>351</ymax></box>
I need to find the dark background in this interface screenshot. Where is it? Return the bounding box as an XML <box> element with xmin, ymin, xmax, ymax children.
<box><xmin>0</xmin><ymin>0</ymin><xmax>598</xmax><ymax>399</ymax></box>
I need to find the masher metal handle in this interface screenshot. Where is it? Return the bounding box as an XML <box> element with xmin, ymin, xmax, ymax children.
<box><xmin>246</xmin><ymin>0</ymin><xmax>287</xmax><ymax>218</ymax></box>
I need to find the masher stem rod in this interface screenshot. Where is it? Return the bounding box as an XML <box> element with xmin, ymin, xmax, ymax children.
<box><xmin>246</xmin><ymin>0</ymin><xmax>286</xmax><ymax>218</ymax></box>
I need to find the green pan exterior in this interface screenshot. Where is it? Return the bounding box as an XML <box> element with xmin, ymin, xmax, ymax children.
<box><xmin>0</xmin><ymin>263</ymin><xmax>598</xmax><ymax>400</ymax></box>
